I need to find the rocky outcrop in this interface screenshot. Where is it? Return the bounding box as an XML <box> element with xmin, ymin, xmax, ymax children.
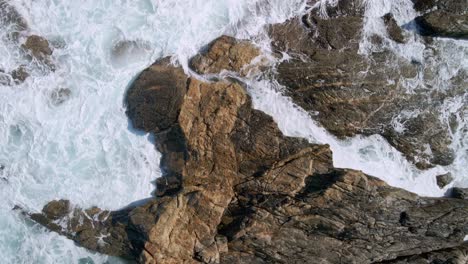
<box><xmin>268</xmin><ymin>0</ymin><xmax>463</xmax><ymax>169</ymax></box>
<box><xmin>413</xmin><ymin>0</ymin><xmax>468</xmax><ymax>39</ymax></box>
<box><xmin>190</xmin><ymin>35</ymin><xmax>263</xmax><ymax>76</ymax></box>
<box><xmin>380</xmin><ymin>243</ymin><xmax>468</xmax><ymax>263</ymax></box>
<box><xmin>21</xmin><ymin>53</ymin><xmax>468</xmax><ymax>263</ymax></box>
<box><xmin>221</xmin><ymin>169</ymin><xmax>468</xmax><ymax>263</ymax></box>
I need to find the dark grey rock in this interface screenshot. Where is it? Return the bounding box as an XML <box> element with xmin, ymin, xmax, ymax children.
<box><xmin>449</xmin><ymin>188</ymin><xmax>468</xmax><ymax>200</ymax></box>
<box><xmin>413</xmin><ymin>0</ymin><xmax>468</xmax><ymax>39</ymax></box>
<box><xmin>437</xmin><ymin>173</ymin><xmax>454</xmax><ymax>188</ymax></box>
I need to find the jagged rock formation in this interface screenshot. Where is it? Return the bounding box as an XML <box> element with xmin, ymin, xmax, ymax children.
<box><xmin>190</xmin><ymin>35</ymin><xmax>264</xmax><ymax>76</ymax></box>
<box><xmin>267</xmin><ymin>0</ymin><xmax>466</xmax><ymax>169</ymax></box>
<box><xmin>21</xmin><ymin>51</ymin><xmax>468</xmax><ymax>263</ymax></box>
<box><xmin>379</xmin><ymin>243</ymin><xmax>468</xmax><ymax>264</ymax></box>
<box><xmin>413</xmin><ymin>0</ymin><xmax>468</xmax><ymax>39</ymax></box>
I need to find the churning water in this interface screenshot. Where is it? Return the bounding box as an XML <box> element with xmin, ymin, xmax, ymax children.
<box><xmin>0</xmin><ymin>0</ymin><xmax>466</xmax><ymax>263</ymax></box>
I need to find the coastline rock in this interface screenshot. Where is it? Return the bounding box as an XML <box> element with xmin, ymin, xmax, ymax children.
<box><xmin>190</xmin><ymin>35</ymin><xmax>262</xmax><ymax>76</ymax></box>
<box><xmin>268</xmin><ymin>0</ymin><xmax>460</xmax><ymax>169</ymax></box>
<box><xmin>22</xmin><ymin>55</ymin><xmax>468</xmax><ymax>263</ymax></box>
<box><xmin>380</xmin><ymin>243</ymin><xmax>468</xmax><ymax>263</ymax></box>
<box><xmin>436</xmin><ymin>173</ymin><xmax>454</xmax><ymax>188</ymax></box>
<box><xmin>413</xmin><ymin>0</ymin><xmax>468</xmax><ymax>39</ymax></box>
<box><xmin>125</xmin><ymin>57</ymin><xmax>187</xmax><ymax>133</ymax></box>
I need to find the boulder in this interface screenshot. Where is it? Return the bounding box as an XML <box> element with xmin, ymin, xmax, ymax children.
<box><xmin>383</xmin><ymin>13</ymin><xmax>406</xmax><ymax>43</ymax></box>
<box><xmin>436</xmin><ymin>172</ymin><xmax>454</xmax><ymax>188</ymax></box>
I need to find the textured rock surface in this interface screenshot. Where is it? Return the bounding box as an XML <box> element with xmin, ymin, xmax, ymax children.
<box><xmin>190</xmin><ymin>35</ymin><xmax>262</xmax><ymax>76</ymax></box>
<box><xmin>21</xmin><ymin>55</ymin><xmax>468</xmax><ymax>264</ymax></box>
<box><xmin>449</xmin><ymin>188</ymin><xmax>468</xmax><ymax>200</ymax></box>
<box><xmin>268</xmin><ymin>0</ymin><xmax>463</xmax><ymax>169</ymax></box>
<box><xmin>413</xmin><ymin>0</ymin><xmax>468</xmax><ymax>39</ymax></box>
<box><xmin>436</xmin><ymin>173</ymin><xmax>454</xmax><ymax>188</ymax></box>
<box><xmin>22</xmin><ymin>35</ymin><xmax>53</xmax><ymax>61</ymax></box>
<box><xmin>220</xmin><ymin>169</ymin><xmax>468</xmax><ymax>263</ymax></box>
<box><xmin>379</xmin><ymin>243</ymin><xmax>468</xmax><ymax>263</ymax></box>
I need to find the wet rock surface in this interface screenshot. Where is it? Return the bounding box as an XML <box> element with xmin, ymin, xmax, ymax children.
<box><xmin>190</xmin><ymin>35</ymin><xmax>262</xmax><ymax>76</ymax></box>
<box><xmin>22</xmin><ymin>35</ymin><xmax>53</xmax><ymax>61</ymax></box>
<box><xmin>436</xmin><ymin>173</ymin><xmax>454</xmax><ymax>188</ymax></box>
<box><xmin>449</xmin><ymin>188</ymin><xmax>468</xmax><ymax>200</ymax></box>
<box><xmin>268</xmin><ymin>0</ymin><xmax>464</xmax><ymax>169</ymax></box>
<box><xmin>379</xmin><ymin>243</ymin><xmax>468</xmax><ymax>264</ymax></box>
<box><xmin>413</xmin><ymin>0</ymin><xmax>468</xmax><ymax>39</ymax></box>
<box><xmin>21</xmin><ymin>52</ymin><xmax>468</xmax><ymax>264</ymax></box>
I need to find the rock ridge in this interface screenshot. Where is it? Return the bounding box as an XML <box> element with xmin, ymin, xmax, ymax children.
<box><xmin>19</xmin><ymin>44</ymin><xmax>468</xmax><ymax>263</ymax></box>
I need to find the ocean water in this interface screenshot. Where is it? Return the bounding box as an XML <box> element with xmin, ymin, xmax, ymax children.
<box><xmin>0</xmin><ymin>0</ymin><xmax>466</xmax><ymax>263</ymax></box>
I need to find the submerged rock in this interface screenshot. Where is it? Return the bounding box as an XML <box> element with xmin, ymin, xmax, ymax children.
<box><xmin>49</xmin><ymin>88</ymin><xmax>71</xmax><ymax>106</ymax></box>
<box><xmin>110</xmin><ymin>39</ymin><xmax>152</xmax><ymax>66</ymax></box>
<box><xmin>11</xmin><ymin>65</ymin><xmax>29</xmax><ymax>83</ymax></box>
<box><xmin>22</xmin><ymin>54</ymin><xmax>468</xmax><ymax>263</ymax></box>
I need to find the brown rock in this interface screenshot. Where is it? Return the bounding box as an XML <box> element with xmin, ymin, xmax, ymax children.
<box><xmin>125</xmin><ymin>57</ymin><xmax>187</xmax><ymax>133</ymax></box>
<box><xmin>19</xmin><ymin>35</ymin><xmax>468</xmax><ymax>264</ymax></box>
<box><xmin>383</xmin><ymin>13</ymin><xmax>406</xmax><ymax>43</ymax></box>
<box><xmin>220</xmin><ymin>168</ymin><xmax>468</xmax><ymax>263</ymax></box>
<box><xmin>378</xmin><ymin>243</ymin><xmax>468</xmax><ymax>263</ymax></box>
<box><xmin>190</xmin><ymin>35</ymin><xmax>261</xmax><ymax>76</ymax></box>
<box><xmin>22</xmin><ymin>35</ymin><xmax>53</xmax><ymax>61</ymax></box>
